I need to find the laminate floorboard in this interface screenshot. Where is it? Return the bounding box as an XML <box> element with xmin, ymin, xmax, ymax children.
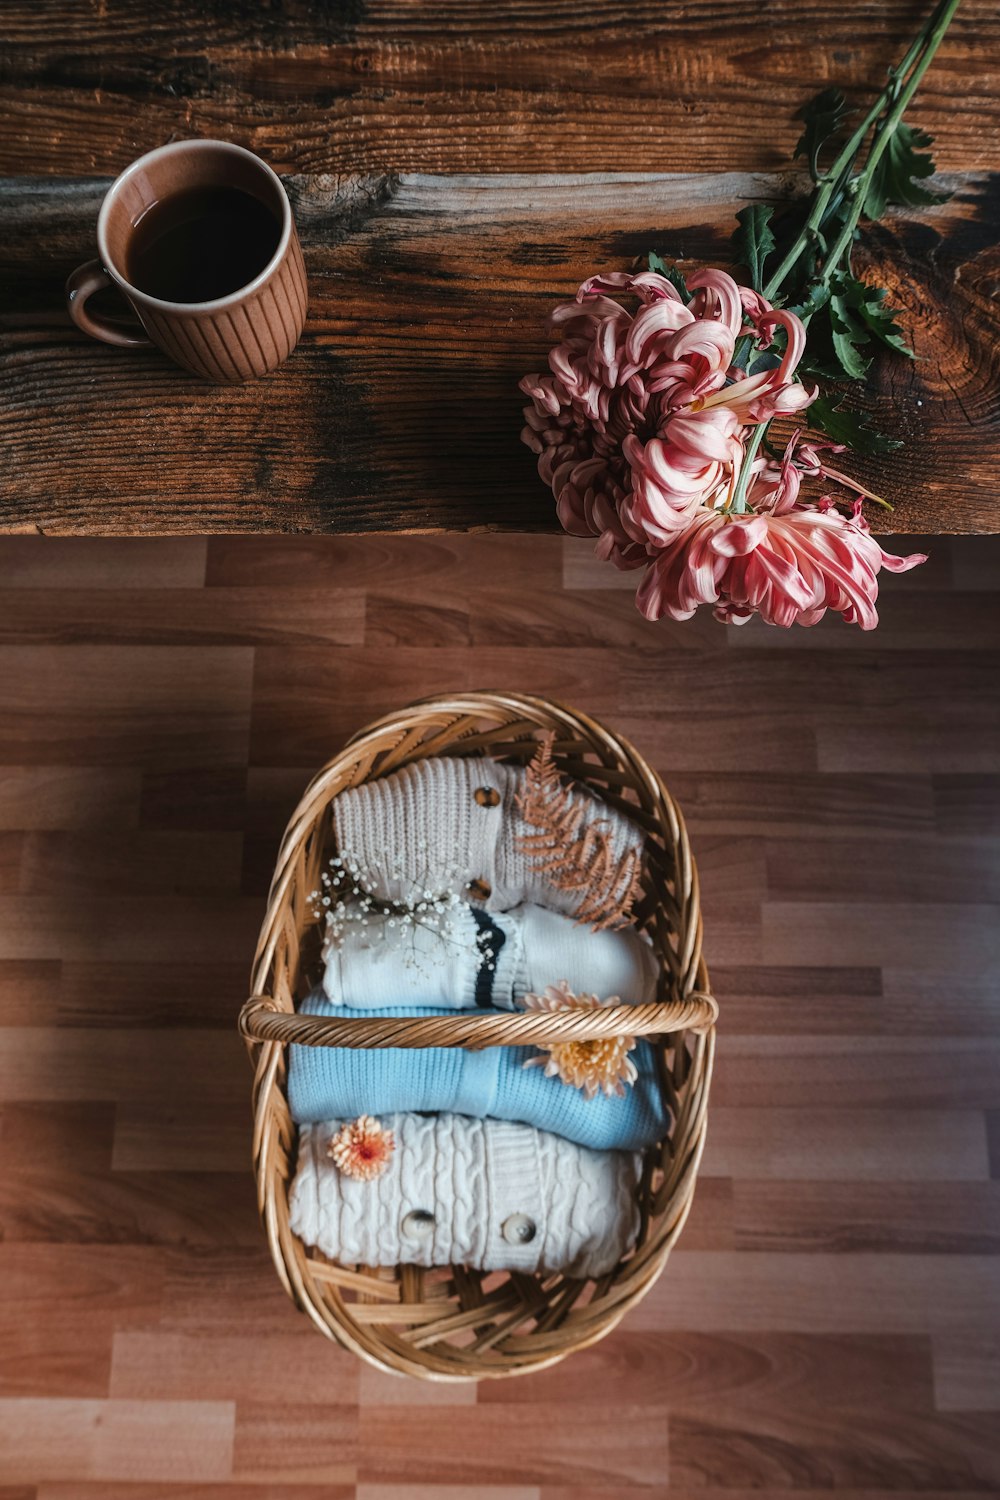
<box><xmin>0</xmin><ymin>532</ymin><xmax>995</xmax><ymax>1492</ymax></box>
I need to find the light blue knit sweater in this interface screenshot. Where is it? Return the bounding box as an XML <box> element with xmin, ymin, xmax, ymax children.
<box><xmin>287</xmin><ymin>991</ymin><xmax>669</xmax><ymax>1152</ymax></box>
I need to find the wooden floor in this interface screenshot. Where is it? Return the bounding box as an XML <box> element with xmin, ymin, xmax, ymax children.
<box><xmin>0</xmin><ymin>531</ymin><xmax>998</xmax><ymax>1493</ymax></box>
<box><xmin>3</xmin><ymin>0</ymin><xmax>999</xmax><ymax>535</ymax></box>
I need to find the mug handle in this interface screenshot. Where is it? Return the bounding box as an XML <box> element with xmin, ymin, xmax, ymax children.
<box><xmin>65</xmin><ymin>259</ymin><xmax>151</xmax><ymax>348</ymax></box>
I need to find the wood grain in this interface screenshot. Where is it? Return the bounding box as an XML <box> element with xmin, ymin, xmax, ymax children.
<box><xmin>0</xmin><ymin>529</ymin><xmax>995</xmax><ymax>1491</ymax></box>
<box><xmin>1</xmin><ymin>166</ymin><xmax>998</xmax><ymax>535</ymax></box>
<box><xmin>0</xmin><ymin>2</ymin><xmax>995</xmax><ymax>177</ymax></box>
<box><xmin>668</xmin><ymin>1407</ymin><xmax>1000</xmax><ymax>1488</ymax></box>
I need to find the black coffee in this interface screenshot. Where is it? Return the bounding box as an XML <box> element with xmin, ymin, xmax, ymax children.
<box><xmin>126</xmin><ymin>185</ymin><xmax>281</xmax><ymax>303</ymax></box>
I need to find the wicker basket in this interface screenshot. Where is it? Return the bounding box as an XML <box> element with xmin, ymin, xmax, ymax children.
<box><xmin>239</xmin><ymin>691</ymin><xmax>717</xmax><ymax>1380</ymax></box>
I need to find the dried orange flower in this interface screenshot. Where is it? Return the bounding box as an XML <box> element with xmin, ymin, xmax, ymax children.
<box><xmin>327</xmin><ymin>1115</ymin><xmax>395</xmax><ymax>1181</ymax></box>
<box><xmin>522</xmin><ymin>980</ymin><xmax>638</xmax><ymax>1099</ymax></box>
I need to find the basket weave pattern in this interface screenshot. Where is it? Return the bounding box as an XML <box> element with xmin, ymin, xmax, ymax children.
<box><xmin>240</xmin><ymin>691</ymin><xmax>717</xmax><ymax>1380</ymax></box>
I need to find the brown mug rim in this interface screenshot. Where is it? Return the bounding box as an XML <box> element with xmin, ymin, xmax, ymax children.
<box><xmin>96</xmin><ymin>139</ymin><xmax>294</xmax><ymax>314</ymax></box>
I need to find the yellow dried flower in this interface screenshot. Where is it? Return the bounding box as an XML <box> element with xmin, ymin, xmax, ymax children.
<box><xmin>327</xmin><ymin>1115</ymin><xmax>395</xmax><ymax>1181</ymax></box>
<box><xmin>522</xmin><ymin>980</ymin><xmax>638</xmax><ymax>1099</ymax></box>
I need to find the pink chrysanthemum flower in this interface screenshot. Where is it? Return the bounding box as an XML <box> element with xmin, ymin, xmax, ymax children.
<box><xmin>636</xmin><ymin>500</ymin><xmax>927</xmax><ymax>629</ymax></box>
<box><xmin>519</xmin><ymin>267</ymin><xmax>814</xmax><ymax>559</ymax></box>
<box><xmin>327</xmin><ymin>1116</ymin><xmax>395</xmax><ymax>1181</ymax></box>
<box><xmin>522</xmin><ymin>980</ymin><xmax>638</xmax><ymax>1099</ymax></box>
<box><xmin>522</xmin><ymin>264</ymin><xmax>926</xmax><ymax>627</ymax></box>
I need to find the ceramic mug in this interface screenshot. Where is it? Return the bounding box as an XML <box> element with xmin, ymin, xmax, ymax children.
<box><xmin>66</xmin><ymin>139</ymin><xmax>308</xmax><ymax>382</ymax></box>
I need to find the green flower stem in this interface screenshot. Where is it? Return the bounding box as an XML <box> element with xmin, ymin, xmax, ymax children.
<box><xmin>727</xmin><ymin>0</ymin><xmax>959</xmax><ymax>518</ymax></box>
<box><xmin>817</xmin><ymin>0</ymin><xmax>962</xmax><ymax>286</ymax></box>
<box><xmin>728</xmin><ymin>422</ymin><xmax>768</xmax><ymax>514</ymax></box>
<box><xmin>762</xmin><ymin>96</ymin><xmax>886</xmax><ymax>300</ymax></box>
<box><xmin>762</xmin><ymin>0</ymin><xmax>960</xmax><ymax>301</ymax></box>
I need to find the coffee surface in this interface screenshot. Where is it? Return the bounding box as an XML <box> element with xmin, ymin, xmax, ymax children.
<box><xmin>125</xmin><ymin>185</ymin><xmax>281</xmax><ymax>303</ymax></box>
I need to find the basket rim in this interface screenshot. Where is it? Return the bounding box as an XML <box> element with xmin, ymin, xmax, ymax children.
<box><xmin>239</xmin><ymin>992</ymin><xmax>719</xmax><ymax>1048</ymax></box>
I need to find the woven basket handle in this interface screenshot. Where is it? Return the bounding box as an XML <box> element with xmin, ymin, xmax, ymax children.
<box><xmin>239</xmin><ymin>992</ymin><xmax>718</xmax><ymax>1050</ymax></box>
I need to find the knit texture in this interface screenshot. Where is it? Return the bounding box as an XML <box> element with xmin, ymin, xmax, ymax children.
<box><xmin>289</xmin><ymin>1111</ymin><xmax>641</xmax><ymax>1276</ymax></box>
<box><xmin>288</xmin><ymin>991</ymin><xmax>669</xmax><ymax>1151</ymax></box>
<box><xmin>330</xmin><ymin>754</ymin><xmax>644</xmax><ymax>918</ymax></box>
<box><xmin>322</xmin><ymin>900</ymin><xmax>659</xmax><ymax>1011</ymax></box>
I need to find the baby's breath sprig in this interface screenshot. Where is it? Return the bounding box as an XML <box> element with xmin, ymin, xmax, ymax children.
<box><xmin>309</xmin><ymin>846</ymin><xmax>497</xmax><ymax>981</ymax></box>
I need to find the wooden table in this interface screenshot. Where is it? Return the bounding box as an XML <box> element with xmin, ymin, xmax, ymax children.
<box><xmin>1</xmin><ymin>1</ymin><xmax>998</xmax><ymax>536</ymax></box>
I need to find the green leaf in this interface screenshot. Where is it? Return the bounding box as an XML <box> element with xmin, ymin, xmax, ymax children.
<box><xmin>796</xmin><ymin>278</ymin><xmax>912</xmax><ymax>388</ymax></box>
<box><xmin>806</xmin><ymin>393</ymin><xmax>902</xmax><ymax>455</ymax></box>
<box><xmin>862</xmin><ymin>121</ymin><xmax>944</xmax><ymax>221</ymax></box>
<box><xmin>795</xmin><ymin>87</ymin><xmax>853</xmax><ymax>180</ymax></box>
<box><xmin>749</xmin><ymin>352</ymin><xmax>784</xmax><ymax>377</ymax></box>
<box><xmin>731</xmin><ymin>204</ymin><xmax>776</xmax><ymax>291</ymax></box>
<box><xmin>647</xmin><ymin>251</ymin><xmax>692</xmax><ymax>304</ymax></box>
<box><xmin>801</xmin><ymin>353</ymin><xmax>853</xmax><ymax>383</ymax></box>
<box><xmin>787</xmin><ymin>282</ymin><xmax>832</xmax><ymax>322</ymax></box>
<box><xmin>828</xmin><ymin>287</ymin><xmax>872</xmax><ymax>380</ymax></box>
<box><xmin>841</xmin><ymin>277</ymin><xmax>914</xmax><ymax>358</ymax></box>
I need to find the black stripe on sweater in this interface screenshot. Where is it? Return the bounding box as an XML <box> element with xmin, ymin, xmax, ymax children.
<box><xmin>470</xmin><ymin>906</ymin><xmax>506</xmax><ymax>1008</ymax></box>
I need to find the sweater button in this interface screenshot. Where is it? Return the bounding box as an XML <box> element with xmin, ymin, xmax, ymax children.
<box><xmin>501</xmin><ymin>1213</ymin><xmax>537</xmax><ymax>1245</ymax></box>
<box><xmin>401</xmin><ymin>1209</ymin><xmax>435</xmax><ymax>1241</ymax></box>
<box><xmin>468</xmin><ymin>877</ymin><xmax>492</xmax><ymax>901</ymax></box>
<box><xmin>474</xmin><ymin>786</ymin><xmax>500</xmax><ymax>807</ymax></box>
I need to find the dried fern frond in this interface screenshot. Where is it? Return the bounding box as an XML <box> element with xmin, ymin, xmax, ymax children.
<box><xmin>515</xmin><ymin>733</ymin><xmax>643</xmax><ymax>930</ymax></box>
<box><xmin>574</xmin><ymin>845</ymin><xmax>643</xmax><ymax>930</ymax></box>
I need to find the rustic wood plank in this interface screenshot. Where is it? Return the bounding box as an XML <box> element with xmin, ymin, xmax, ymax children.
<box><xmin>1</xmin><ymin>170</ymin><xmax>997</xmax><ymax>535</ymax></box>
<box><xmin>0</xmin><ymin>1</ymin><xmax>995</xmax><ymax>176</ymax></box>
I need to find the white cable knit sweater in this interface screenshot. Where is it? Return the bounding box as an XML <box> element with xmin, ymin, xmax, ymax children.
<box><xmin>322</xmin><ymin>900</ymin><xmax>659</xmax><ymax>1010</ymax></box>
<box><xmin>289</xmin><ymin>1111</ymin><xmax>641</xmax><ymax>1277</ymax></box>
<box><xmin>331</xmin><ymin>754</ymin><xmax>644</xmax><ymax>917</ymax></box>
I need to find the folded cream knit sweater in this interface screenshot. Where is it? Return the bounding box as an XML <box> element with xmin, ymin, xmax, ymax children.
<box><xmin>331</xmin><ymin>753</ymin><xmax>644</xmax><ymax>918</ymax></box>
<box><xmin>322</xmin><ymin>900</ymin><xmax>659</xmax><ymax>1010</ymax></box>
<box><xmin>290</xmin><ymin>1111</ymin><xmax>641</xmax><ymax>1276</ymax></box>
